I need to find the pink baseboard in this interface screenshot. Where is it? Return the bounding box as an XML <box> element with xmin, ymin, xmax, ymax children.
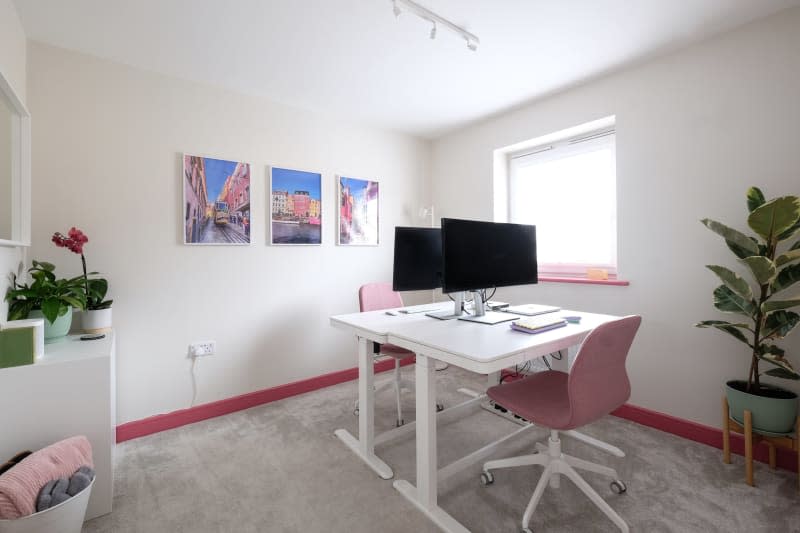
<box><xmin>612</xmin><ymin>403</ymin><xmax>798</xmax><ymax>473</ymax></box>
<box><xmin>116</xmin><ymin>356</ymin><xmax>415</xmax><ymax>443</ymax></box>
<box><xmin>117</xmin><ymin>365</ymin><xmax>797</xmax><ymax>475</ymax></box>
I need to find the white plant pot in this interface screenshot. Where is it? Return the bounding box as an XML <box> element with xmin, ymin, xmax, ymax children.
<box><xmin>82</xmin><ymin>308</ymin><xmax>112</xmax><ymax>334</ymax></box>
<box><xmin>0</xmin><ymin>479</ymin><xmax>93</xmax><ymax>533</ymax></box>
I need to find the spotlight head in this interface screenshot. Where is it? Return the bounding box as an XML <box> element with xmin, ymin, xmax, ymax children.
<box><xmin>393</xmin><ymin>1</ymin><xmax>401</xmax><ymax>17</ymax></box>
<box><xmin>430</xmin><ymin>22</ymin><xmax>437</xmax><ymax>40</ymax></box>
<box><xmin>467</xmin><ymin>40</ymin><xmax>477</xmax><ymax>51</ymax></box>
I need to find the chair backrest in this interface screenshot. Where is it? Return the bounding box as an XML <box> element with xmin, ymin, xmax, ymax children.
<box><xmin>359</xmin><ymin>283</ymin><xmax>404</xmax><ymax>312</ymax></box>
<box><xmin>566</xmin><ymin>315</ymin><xmax>641</xmax><ymax>429</ymax></box>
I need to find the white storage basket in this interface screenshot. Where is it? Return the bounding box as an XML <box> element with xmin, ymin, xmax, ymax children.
<box><xmin>0</xmin><ymin>478</ymin><xmax>94</xmax><ymax>533</ymax></box>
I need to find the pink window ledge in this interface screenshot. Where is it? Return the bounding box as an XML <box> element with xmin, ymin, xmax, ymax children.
<box><xmin>538</xmin><ymin>276</ymin><xmax>630</xmax><ymax>286</ymax></box>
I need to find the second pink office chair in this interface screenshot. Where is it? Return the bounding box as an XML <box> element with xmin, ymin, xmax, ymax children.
<box><xmin>480</xmin><ymin>315</ymin><xmax>642</xmax><ymax>533</ymax></box>
<box><xmin>357</xmin><ymin>283</ymin><xmax>441</xmax><ymax>426</ymax></box>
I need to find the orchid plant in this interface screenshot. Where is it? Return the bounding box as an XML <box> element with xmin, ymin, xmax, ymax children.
<box><xmin>52</xmin><ymin>227</ymin><xmax>113</xmax><ymax>311</ymax></box>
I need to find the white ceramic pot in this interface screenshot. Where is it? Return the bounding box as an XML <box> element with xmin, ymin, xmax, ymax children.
<box><xmin>82</xmin><ymin>308</ymin><xmax>112</xmax><ymax>334</ymax></box>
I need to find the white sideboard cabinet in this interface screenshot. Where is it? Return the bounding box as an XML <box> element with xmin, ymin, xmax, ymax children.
<box><xmin>0</xmin><ymin>333</ymin><xmax>115</xmax><ymax>520</ymax></box>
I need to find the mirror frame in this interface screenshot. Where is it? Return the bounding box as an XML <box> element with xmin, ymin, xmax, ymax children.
<box><xmin>0</xmin><ymin>69</ymin><xmax>30</xmax><ymax>247</ymax></box>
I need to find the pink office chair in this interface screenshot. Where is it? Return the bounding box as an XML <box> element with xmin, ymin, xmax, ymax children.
<box><xmin>480</xmin><ymin>315</ymin><xmax>641</xmax><ymax>533</ymax></box>
<box><xmin>357</xmin><ymin>283</ymin><xmax>441</xmax><ymax>426</ymax></box>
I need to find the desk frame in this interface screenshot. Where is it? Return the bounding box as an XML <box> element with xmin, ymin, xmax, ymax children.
<box><xmin>332</xmin><ymin>310</ymin><xmax>617</xmax><ymax>532</ymax></box>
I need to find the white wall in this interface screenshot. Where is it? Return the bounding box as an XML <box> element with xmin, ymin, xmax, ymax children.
<box><xmin>432</xmin><ymin>8</ymin><xmax>800</xmax><ymax>427</ymax></box>
<box><xmin>0</xmin><ymin>0</ymin><xmax>26</xmax><ymax>320</ymax></box>
<box><xmin>28</xmin><ymin>42</ymin><xmax>431</xmax><ymax>424</ymax></box>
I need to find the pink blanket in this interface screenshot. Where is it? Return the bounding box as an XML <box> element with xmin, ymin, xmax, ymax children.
<box><xmin>0</xmin><ymin>436</ymin><xmax>93</xmax><ymax>519</ymax></box>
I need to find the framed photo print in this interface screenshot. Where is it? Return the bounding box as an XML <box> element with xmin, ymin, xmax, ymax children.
<box><xmin>183</xmin><ymin>154</ymin><xmax>250</xmax><ymax>245</ymax></box>
<box><xmin>338</xmin><ymin>176</ymin><xmax>379</xmax><ymax>246</ymax></box>
<box><xmin>270</xmin><ymin>166</ymin><xmax>322</xmax><ymax>245</ymax></box>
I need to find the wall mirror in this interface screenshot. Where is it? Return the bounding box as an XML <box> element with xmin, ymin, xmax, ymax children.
<box><xmin>0</xmin><ymin>69</ymin><xmax>30</xmax><ymax>247</ymax></box>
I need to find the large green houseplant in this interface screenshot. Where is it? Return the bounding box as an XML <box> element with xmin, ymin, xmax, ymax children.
<box><xmin>5</xmin><ymin>261</ymin><xmax>87</xmax><ymax>339</ymax></box>
<box><xmin>696</xmin><ymin>187</ymin><xmax>800</xmax><ymax>434</ymax></box>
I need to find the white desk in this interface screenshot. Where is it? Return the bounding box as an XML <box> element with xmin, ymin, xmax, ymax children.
<box><xmin>331</xmin><ymin>308</ymin><xmax>619</xmax><ymax>532</ymax></box>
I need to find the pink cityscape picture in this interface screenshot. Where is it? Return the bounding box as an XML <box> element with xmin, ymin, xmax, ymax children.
<box><xmin>270</xmin><ymin>167</ymin><xmax>322</xmax><ymax>245</ymax></box>
<box><xmin>339</xmin><ymin>176</ymin><xmax>379</xmax><ymax>245</ymax></box>
<box><xmin>183</xmin><ymin>154</ymin><xmax>251</xmax><ymax>245</ymax></box>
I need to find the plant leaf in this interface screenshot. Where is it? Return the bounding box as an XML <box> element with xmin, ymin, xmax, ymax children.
<box><xmin>762</xmin><ymin>297</ymin><xmax>800</xmax><ymax>313</ymax></box>
<box><xmin>775</xmin><ymin>249</ymin><xmax>800</xmax><ymax>267</ymax></box>
<box><xmin>706</xmin><ymin>265</ymin><xmax>753</xmax><ymax>300</ymax></box>
<box><xmin>759</xmin><ymin>346</ymin><xmax>799</xmax><ymax>379</ymax></box>
<box><xmin>764</xmin><ymin>367</ymin><xmax>800</xmax><ymax>380</ymax></box>
<box><xmin>772</xmin><ymin>264</ymin><xmax>800</xmax><ymax>294</ymax></box>
<box><xmin>740</xmin><ymin>256</ymin><xmax>777</xmax><ymax>285</ymax></box>
<box><xmin>747</xmin><ymin>196</ymin><xmax>800</xmax><ymax>242</ymax></box>
<box><xmin>713</xmin><ymin>285</ymin><xmax>756</xmax><ymax>316</ymax></box>
<box><xmin>762</xmin><ymin>310</ymin><xmax>800</xmax><ymax>339</ymax></box>
<box><xmin>701</xmin><ymin>219</ymin><xmax>759</xmax><ymax>255</ymax></box>
<box><xmin>746</xmin><ymin>187</ymin><xmax>766</xmax><ymax>213</ymax></box>
<box><xmin>62</xmin><ymin>295</ymin><xmax>85</xmax><ymax>311</ymax></box>
<box><xmin>41</xmin><ymin>298</ymin><xmax>62</xmax><ymax>323</ymax></box>
<box><xmin>32</xmin><ymin>260</ymin><xmax>55</xmax><ymax>272</ymax></box>
<box><xmin>694</xmin><ymin>320</ymin><xmax>752</xmax><ymax>345</ymax></box>
<box><xmin>777</xmin><ymin>220</ymin><xmax>800</xmax><ymax>241</ymax></box>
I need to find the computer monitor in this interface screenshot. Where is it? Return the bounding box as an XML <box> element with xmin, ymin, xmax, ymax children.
<box><xmin>441</xmin><ymin>218</ymin><xmax>537</xmax><ymax>323</ymax></box>
<box><xmin>392</xmin><ymin>227</ymin><xmax>443</xmax><ymax>291</ymax></box>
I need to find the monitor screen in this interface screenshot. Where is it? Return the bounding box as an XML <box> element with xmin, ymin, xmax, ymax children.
<box><xmin>441</xmin><ymin>218</ymin><xmax>537</xmax><ymax>293</ymax></box>
<box><xmin>392</xmin><ymin>227</ymin><xmax>443</xmax><ymax>291</ymax></box>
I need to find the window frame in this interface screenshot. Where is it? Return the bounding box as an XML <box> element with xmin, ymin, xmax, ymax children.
<box><xmin>507</xmin><ymin>128</ymin><xmax>617</xmax><ymax>279</ymax></box>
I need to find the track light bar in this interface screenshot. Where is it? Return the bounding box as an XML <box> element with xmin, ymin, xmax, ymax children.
<box><xmin>392</xmin><ymin>0</ymin><xmax>480</xmax><ymax>51</ymax></box>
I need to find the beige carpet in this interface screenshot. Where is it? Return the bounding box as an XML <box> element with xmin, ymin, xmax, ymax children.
<box><xmin>83</xmin><ymin>366</ymin><xmax>799</xmax><ymax>533</ymax></box>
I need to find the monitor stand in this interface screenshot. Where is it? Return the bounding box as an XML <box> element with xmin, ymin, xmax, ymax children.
<box><xmin>459</xmin><ymin>290</ymin><xmax>520</xmax><ymax>325</ymax></box>
<box><xmin>426</xmin><ymin>292</ymin><xmax>464</xmax><ymax>320</ymax></box>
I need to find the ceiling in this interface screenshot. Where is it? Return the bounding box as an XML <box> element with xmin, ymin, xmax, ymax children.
<box><xmin>13</xmin><ymin>0</ymin><xmax>800</xmax><ymax>138</ymax></box>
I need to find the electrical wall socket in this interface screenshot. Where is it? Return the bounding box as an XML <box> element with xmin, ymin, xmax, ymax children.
<box><xmin>189</xmin><ymin>341</ymin><xmax>215</xmax><ymax>357</ymax></box>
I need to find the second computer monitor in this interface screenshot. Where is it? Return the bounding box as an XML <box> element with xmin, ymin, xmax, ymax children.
<box><xmin>392</xmin><ymin>227</ymin><xmax>443</xmax><ymax>291</ymax></box>
<box><xmin>441</xmin><ymin>218</ymin><xmax>537</xmax><ymax>294</ymax></box>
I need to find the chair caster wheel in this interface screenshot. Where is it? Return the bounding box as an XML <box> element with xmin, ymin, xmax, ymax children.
<box><xmin>521</xmin><ymin>528</ymin><xmax>533</xmax><ymax>533</ymax></box>
<box><xmin>353</xmin><ymin>408</ymin><xmax>359</xmax><ymax>417</ymax></box>
<box><xmin>396</xmin><ymin>419</ymin><xmax>404</xmax><ymax>427</ymax></box>
<box><xmin>610</xmin><ymin>480</ymin><xmax>627</xmax><ymax>494</ymax></box>
<box><xmin>436</xmin><ymin>403</ymin><xmax>444</xmax><ymax>412</ymax></box>
<box><xmin>480</xmin><ymin>471</ymin><xmax>494</xmax><ymax>486</ymax></box>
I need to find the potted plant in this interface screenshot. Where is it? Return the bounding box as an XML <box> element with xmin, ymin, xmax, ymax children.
<box><xmin>696</xmin><ymin>186</ymin><xmax>800</xmax><ymax>434</ymax></box>
<box><xmin>52</xmin><ymin>228</ymin><xmax>113</xmax><ymax>333</ymax></box>
<box><xmin>5</xmin><ymin>261</ymin><xmax>87</xmax><ymax>340</ymax></box>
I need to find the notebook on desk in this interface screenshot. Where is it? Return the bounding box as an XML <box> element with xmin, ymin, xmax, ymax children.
<box><xmin>510</xmin><ymin>315</ymin><xmax>567</xmax><ymax>334</ymax></box>
<box><xmin>502</xmin><ymin>304</ymin><xmax>560</xmax><ymax>316</ymax></box>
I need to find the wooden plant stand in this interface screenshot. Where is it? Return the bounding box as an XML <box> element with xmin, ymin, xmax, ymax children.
<box><xmin>722</xmin><ymin>396</ymin><xmax>799</xmax><ymax>488</ymax></box>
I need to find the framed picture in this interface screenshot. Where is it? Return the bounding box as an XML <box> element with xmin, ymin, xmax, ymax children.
<box><xmin>270</xmin><ymin>166</ymin><xmax>322</xmax><ymax>245</ymax></box>
<box><xmin>338</xmin><ymin>175</ymin><xmax>379</xmax><ymax>246</ymax></box>
<box><xmin>183</xmin><ymin>154</ymin><xmax>251</xmax><ymax>245</ymax></box>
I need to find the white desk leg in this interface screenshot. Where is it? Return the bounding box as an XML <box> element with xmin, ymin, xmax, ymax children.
<box><xmin>334</xmin><ymin>336</ymin><xmax>394</xmax><ymax>479</ymax></box>
<box><xmin>394</xmin><ymin>354</ymin><xmax>470</xmax><ymax>533</ymax></box>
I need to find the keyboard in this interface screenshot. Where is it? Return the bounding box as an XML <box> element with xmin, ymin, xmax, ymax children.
<box><xmin>399</xmin><ymin>303</ymin><xmax>449</xmax><ymax>314</ymax></box>
<box><xmin>503</xmin><ymin>304</ymin><xmax>560</xmax><ymax>316</ymax></box>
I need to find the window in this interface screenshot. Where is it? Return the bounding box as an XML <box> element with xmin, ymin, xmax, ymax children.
<box><xmin>508</xmin><ymin>128</ymin><xmax>617</xmax><ymax>278</ymax></box>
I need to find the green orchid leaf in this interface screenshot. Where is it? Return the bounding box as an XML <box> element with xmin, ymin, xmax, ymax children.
<box><xmin>694</xmin><ymin>320</ymin><xmax>752</xmax><ymax>345</ymax></box>
<box><xmin>32</xmin><ymin>261</ymin><xmax>55</xmax><ymax>272</ymax></box>
<box><xmin>777</xmin><ymin>220</ymin><xmax>800</xmax><ymax>241</ymax></box>
<box><xmin>713</xmin><ymin>285</ymin><xmax>756</xmax><ymax>316</ymax></box>
<box><xmin>701</xmin><ymin>219</ymin><xmax>759</xmax><ymax>255</ymax></box>
<box><xmin>775</xmin><ymin>249</ymin><xmax>800</xmax><ymax>267</ymax></box>
<box><xmin>740</xmin><ymin>256</ymin><xmax>776</xmax><ymax>285</ymax></box>
<box><xmin>747</xmin><ymin>196</ymin><xmax>800</xmax><ymax>242</ymax></box>
<box><xmin>764</xmin><ymin>367</ymin><xmax>800</xmax><ymax>380</ymax></box>
<box><xmin>746</xmin><ymin>187</ymin><xmax>766</xmax><ymax>213</ymax></box>
<box><xmin>706</xmin><ymin>265</ymin><xmax>753</xmax><ymax>300</ymax></box>
<box><xmin>772</xmin><ymin>264</ymin><xmax>800</xmax><ymax>294</ymax></box>
<box><xmin>762</xmin><ymin>297</ymin><xmax>800</xmax><ymax>313</ymax></box>
<box><xmin>41</xmin><ymin>298</ymin><xmax>62</xmax><ymax>323</ymax></box>
<box><xmin>763</xmin><ymin>311</ymin><xmax>800</xmax><ymax>339</ymax></box>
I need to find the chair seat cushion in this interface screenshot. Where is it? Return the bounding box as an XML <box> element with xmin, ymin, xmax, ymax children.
<box><xmin>379</xmin><ymin>343</ymin><xmax>414</xmax><ymax>359</ymax></box>
<box><xmin>487</xmin><ymin>371</ymin><xmax>572</xmax><ymax>430</ymax></box>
